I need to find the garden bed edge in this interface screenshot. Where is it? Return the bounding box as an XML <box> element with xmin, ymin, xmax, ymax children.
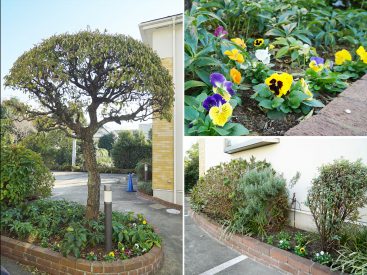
<box><xmin>189</xmin><ymin>209</ymin><xmax>339</xmax><ymax>275</ymax></box>
<box><xmin>0</xmin><ymin>235</ymin><xmax>163</xmax><ymax>275</ymax></box>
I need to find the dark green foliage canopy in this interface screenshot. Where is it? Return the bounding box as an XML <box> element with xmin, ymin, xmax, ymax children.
<box><xmin>4</xmin><ymin>30</ymin><xmax>174</xmax><ymax>139</ymax></box>
<box><xmin>184</xmin><ymin>142</ymin><xmax>199</xmax><ymax>192</ymax></box>
<box><xmin>111</xmin><ymin>130</ymin><xmax>151</xmax><ymax>169</ymax></box>
<box><xmin>98</xmin><ymin>133</ymin><xmax>115</xmax><ymax>153</ymax></box>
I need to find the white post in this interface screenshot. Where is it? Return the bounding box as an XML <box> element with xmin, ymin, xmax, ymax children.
<box><xmin>71</xmin><ymin>138</ymin><xmax>76</xmax><ymax>166</ymax></box>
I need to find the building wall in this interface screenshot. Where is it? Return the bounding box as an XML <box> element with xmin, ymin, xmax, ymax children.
<box><xmin>200</xmin><ymin>137</ymin><xmax>367</xmax><ymax>230</ymax></box>
<box><xmin>149</xmin><ymin>20</ymin><xmax>183</xmax><ymax>205</ymax></box>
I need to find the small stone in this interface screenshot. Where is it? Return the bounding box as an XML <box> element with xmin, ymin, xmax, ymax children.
<box><xmin>345</xmin><ymin>109</ymin><xmax>351</xmax><ymax>114</ymax></box>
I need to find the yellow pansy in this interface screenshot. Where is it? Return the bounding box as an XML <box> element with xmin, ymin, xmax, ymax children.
<box><xmin>254</xmin><ymin>38</ymin><xmax>264</xmax><ymax>47</ymax></box>
<box><xmin>265</xmin><ymin>73</ymin><xmax>293</xmax><ymax>97</ymax></box>
<box><xmin>335</xmin><ymin>49</ymin><xmax>352</xmax><ymax>65</ymax></box>
<box><xmin>309</xmin><ymin>60</ymin><xmax>323</xmax><ymax>72</ymax></box>
<box><xmin>224</xmin><ymin>49</ymin><xmax>245</xmax><ymax>63</ymax></box>
<box><xmin>300</xmin><ymin>78</ymin><xmax>313</xmax><ymax>101</ymax></box>
<box><xmin>143</xmin><ymin>220</ymin><xmax>147</xmax><ymax>225</ymax></box>
<box><xmin>356</xmin><ymin>46</ymin><xmax>367</xmax><ymax>64</ymax></box>
<box><xmin>231</xmin><ymin>38</ymin><xmax>246</xmax><ymax>48</ymax></box>
<box><xmin>230</xmin><ymin>68</ymin><xmax>242</xmax><ymax>84</ymax></box>
<box><xmin>269</xmin><ymin>44</ymin><xmax>275</xmax><ymax>50</ymax></box>
<box><xmin>108</xmin><ymin>251</ymin><xmax>115</xmax><ymax>257</ymax></box>
<box><xmin>209</xmin><ymin>102</ymin><xmax>233</xmax><ymax>127</ymax></box>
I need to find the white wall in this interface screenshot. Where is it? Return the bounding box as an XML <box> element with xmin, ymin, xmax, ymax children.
<box><xmin>201</xmin><ymin>137</ymin><xmax>367</xmax><ymax>229</ymax></box>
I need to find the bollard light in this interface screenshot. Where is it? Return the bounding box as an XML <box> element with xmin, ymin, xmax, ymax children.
<box><xmin>144</xmin><ymin>163</ymin><xmax>148</xmax><ymax>182</ymax></box>
<box><xmin>104</xmin><ymin>184</ymin><xmax>112</xmax><ymax>252</ymax></box>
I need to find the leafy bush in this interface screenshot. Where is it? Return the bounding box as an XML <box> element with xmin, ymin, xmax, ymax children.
<box><xmin>1</xmin><ymin>199</ymin><xmax>161</xmax><ymax>260</ymax></box>
<box><xmin>332</xmin><ymin>247</ymin><xmax>367</xmax><ymax>274</ymax></box>
<box><xmin>306</xmin><ymin>158</ymin><xmax>367</xmax><ymax>251</ymax></box>
<box><xmin>111</xmin><ymin>131</ymin><xmax>151</xmax><ymax>169</ymax></box>
<box><xmin>0</xmin><ymin>145</ymin><xmax>54</xmax><ymax>207</ymax></box>
<box><xmin>191</xmin><ymin>157</ymin><xmax>272</xmax><ymax>222</ymax></box>
<box><xmin>135</xmin><ymin>159</ymin><xmax>152</xmax><ymax>181</ymax></box>
<box><xmin>98</xmin><ymin>133</ymin><xmax>115</xmax><ymax>154</ymax></box>
<box><xmin>229</xmin><ymin>168</ymin><xmax>289</xmax><ymax>236</ymax></box>
<box><xmin>184</xmin><ymin>142</ymin><xmax>199</xmax><ymax>192</ymax></box>
<box><xmin>96</xmin><ymin>148</ymin><xmax>113</xmax><ymax>167</ymax></box>
<box><xmin>138</xmin><ymin>181</ymin><xmax>153</xmax><ymax>196</ymax></box>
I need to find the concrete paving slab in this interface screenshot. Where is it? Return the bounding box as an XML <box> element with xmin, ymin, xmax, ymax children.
<box><xmin>184</xmin><ymin>197</ymin><xmax>282</xmax><ymax>275</ymax></box>
<box><xmin>150</xmin><ymin>203</ymin><xmax>167</xmax><ymax>209</ymax></box>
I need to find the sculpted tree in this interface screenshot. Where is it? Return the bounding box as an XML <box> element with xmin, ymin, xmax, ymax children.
<box><xmin>5</xmin><ymin>30</ymin><xmax>174</xmax><ymax>219</ymax></box>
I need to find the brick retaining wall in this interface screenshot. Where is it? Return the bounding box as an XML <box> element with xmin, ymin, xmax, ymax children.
<box><xmin>189</xmin><ymin>210</ymin><xmax>339</xmax><ymax>275</ymax></box>
<box><xmin>0</xmin><ymin>235</ymin><xmax>163</xmax><ymax>275</ymax></box>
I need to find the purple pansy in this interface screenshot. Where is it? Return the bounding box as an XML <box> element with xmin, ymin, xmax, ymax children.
<box><xmin>310</xmin><ymin>56</ymin><xmax>325</xmax><ymax>65</ymax></box>
<box><xmin>210</xmin><ymin>73</ymin><xmax>235</xmax><ymax>96</ymax></box>
<box><xmin>202</xmin><ymin>94</ymin><xmax>226</xmax><ymax>111</ymax></box>
<box><xmin>214</xmin><ymin>26</ymin><xmax>228</xmax><ymax>38</ymax></box>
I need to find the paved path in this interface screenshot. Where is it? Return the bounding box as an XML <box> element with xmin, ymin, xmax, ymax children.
<box><xmin>286</xmin><ymin>74</ymin><xmax>367</xmax><ymax>135</ymax></box>
<box><xmin>1</xmin><ymin>172</ymin><xmax>182</xmax><ymax>275</ymax></box>
<box><xmin>184</xmin><ymin>198</ymin><xmax>283</xmax><ymax>275</ymax></box>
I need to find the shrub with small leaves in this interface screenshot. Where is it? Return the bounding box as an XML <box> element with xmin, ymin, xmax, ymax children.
<box><xmin>306</xmin><ymin>158</ymin><xmax>367</xmax><ymax>251</ymax></box>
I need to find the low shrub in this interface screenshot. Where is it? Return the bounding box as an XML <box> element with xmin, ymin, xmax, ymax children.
<box><xmin>332</xmin><ymin>247</ymin><xmax>367</xmax><ymax>274</ymax></box>
<box><xmin>135</xmin><ymin>159</ymin><xmax>152</xmax><ymax>181</ymax></box>
<box><xmin>306</xmin><ymin>158</ymin><xmax>367</xmax><ymax>251</ymax></box>
<box><xmin>138</xmin><ymin>181</ymin><xmax>153</xmax><ymax>196</ymax></box>
<box><xmin>191</xmin><ymin>157</ymin><xmax>272</xmax><ymax>222</ymax></box>
<box><xmin>0</xmin><ymin>145</ymin><xmax>54</xmax><ymax>207</ymax></box>
<box><xmin>229</xmin><ymin>168</ymin><xmax>289</xmax><ymax>236</ymax></box>
<box><xmin>184</xmin><ymin>142</ymin><xmax>199</xmax><ymax>193</ymax></box>
<box><xmin>1</xmin><ymin>199</ymin><xmax>161</xmax><ymax>260</ymax></box>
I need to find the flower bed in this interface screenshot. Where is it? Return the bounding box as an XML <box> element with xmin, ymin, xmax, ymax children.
<box><xmin>1</xmin><ymin>200</ymin><xmax>162</xmax><ymax>264</ymax></box>
<box><xmin>1</xmin><ymin>235</ymin><xmax>163</xmax><ymax>275</ymax></box>
<box><xmin>184</xmin><ymin>0</ymin><xmax>367</xmax><ymax>136</ymax></box>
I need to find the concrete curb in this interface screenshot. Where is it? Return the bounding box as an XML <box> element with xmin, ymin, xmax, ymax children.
<box><xmin>285</xmin><ymin>74</ymin><xmax>367</xmax><ymax>136</ymax></box>
<box><xmin>0</xmin><ymin>235</ymin><xmax>163</xmax><ymax>275</ymax></box>
<box><xmin>189</xmin><ymin>210</ymin><xmax>339</xmax><ymax>275</ymax></box>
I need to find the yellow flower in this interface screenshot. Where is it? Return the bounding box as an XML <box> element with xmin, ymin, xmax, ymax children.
<box><xmin>254</xmin><ymin>38</ymin><xmax>264</xmax><ymax>47</ymax></box>
<box><xmin>231</xmin><ymin>38</ymin><xmax>246</xmax><ymax>48</ymax></box>
<box><xmin>143</xmin><ymin>220</ymin><xmax>147</xmax><ymax>225</ymax></box>
<box><xmin>265</xmin><ymin>73</ymin><xmax>293</xmax><ymax>97</ymax></box>
<box><xmin>269</xmin><ymin>44</ymin><xmax>275</xmax><ymax>50</ymax></box>
<box><xmin>108</xmin><ymin>251</ymin><xmax>115</xmax><ymax>257</ymax></box>
<box><xmin>230</xmin><ymin>68</ymin><xmax>242</xmax><ymax>84</ymax></box>
<box><xmin>209</xmin><ymin>102</ymin><xmax>233</xmax><ymax>127</ymax></box>
<box><xmin>356</xmin><ymin>46</ymin><xmax>367</xmax><ymax>64</ymax></box>
<box><xmin>309</xmin><ymin>60</ymin><xmax>323</xmax><ymax>72</ymax></box>
<box><xmin>335</xmin><ymin>49</ymin><xmax>352</xmax><ymax>65</ymax></box>
<box><xmin>224</xmin><ymin>49</ymin><xmax>245</xmax><ymax>63</ymax></box>
<box><xmin>300</xmin><ymin>247</ymin><xmax>305</xmax><ymax>253</ymax></box>
<box><xmin>300</xmin><ymin>78</ymin><xmax>313</xmax><ymax>101</ymax></box>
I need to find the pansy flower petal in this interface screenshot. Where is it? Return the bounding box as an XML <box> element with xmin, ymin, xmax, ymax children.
<box><xmin>210</xmin><ymin>73</ymin><xmax>226</xmax><ymax>87</ymax></box>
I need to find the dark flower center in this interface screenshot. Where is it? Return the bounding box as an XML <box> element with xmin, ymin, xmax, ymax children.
<box><xmin>255</xmin><ymin>39</ymin><xmax>262</xmax><ymax>45</ymax></box>
<box><xmin>269</xmin><ymin>78</ymin><xmax>283</xmax><ymax>95</ymax></box>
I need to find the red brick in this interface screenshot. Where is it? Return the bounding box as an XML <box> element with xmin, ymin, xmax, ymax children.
<box><xmin>270</xmin><ymin>247</ymin><xmax>289</xmax><ymax>262</ymax></box>
<box><xmin>92</xmin><ymin>262</ymin><xmax>104</xmax><ymax>273</ymax></box>
<box><xmin>311</xmin><ymin>262</ymin><xmax>338</xmax><ymax>275</ymax></box>
<box><xmin>279</xmin><ymin>262</ymin><xmax>298</xmax><ymax>275</ymax></box>
<box><xmin>128</xmin><ymin>270</ymin><xmax>138</xmax><ymax>275</ymax></box>
<box><xmin>103</xmin><ymin>261</ymin><xmax>125</xmax><ymax>273</ymax></box>
<box><xmin>124</xmin><ymin>258</ymin><xmax>142</xmax><ymax>271</ymax></box>
<box><xmin>75</xmin><ymin>258</ymin><xmax>92</xmax><ymax>272</ymax></box>
<box><xmin>256</xmin><ymin>242</ymin><xmax>272</xmax><ymax>256</ymax></box>
<box><xmin>287</xmin><ymin>254</ymin><xmax>313</xmax><ymax>273</ymax></box>
<box><xmin>60</xmin><ymin>256</ymin><xmax>76</xmax><ymax>269</ymax></box>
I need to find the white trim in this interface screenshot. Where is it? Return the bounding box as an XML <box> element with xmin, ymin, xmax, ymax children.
<box><xmin>199</xmin><ymin>255</ymin><xmax>248</xmax><ymax>275</ymax></box>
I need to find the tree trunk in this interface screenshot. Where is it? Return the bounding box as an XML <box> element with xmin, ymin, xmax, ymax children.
<box><xmin>82</xmin><ymin>137</ymin><xmax>101</xmax><ymax>220</ymax></box>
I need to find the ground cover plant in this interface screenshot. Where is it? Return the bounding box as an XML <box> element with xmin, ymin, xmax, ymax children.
<box><xmin>191</xmin><ymin>157</ymin><xmax>367</xmax><ymax>273</ymax></box>
<box><xmin>1</xmin><ymin>199</ymin><xmax>161</xmax><ymax>261</ymax></box>
<box><xmin>185</xmin><ymin>0</ymin><xmax>367</xmax><ymax>135</ymax></box>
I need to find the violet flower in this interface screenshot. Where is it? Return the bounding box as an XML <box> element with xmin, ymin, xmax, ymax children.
<box><xmin>310</xmin><ymin>56</ymin><xmax>324</xmax><ymax>65</ymax></box>
<box><xmin>214</xmin><ymin>26</ymin><xmax>228</xmax><ymax>38</ymax></box>
<box><xmin>210</xmin><ymin>73</ymin><xmax>235</xmax><ymax>97</ymax></box>
<box><xmin>202</xmin><ymin>94</ymin><xmax>226</xmax><ymax>111</ymax></box>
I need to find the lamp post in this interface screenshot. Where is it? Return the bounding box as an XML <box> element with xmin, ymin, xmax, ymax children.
<box><xmin>144</xmin><ymin>163</ymin><xmax>148</xmax><ymax>181</ymax></box>
<box><xmin>104</xmin><ymin>184</ymin><xmax>112</xmax><ymax>252</ymax></box>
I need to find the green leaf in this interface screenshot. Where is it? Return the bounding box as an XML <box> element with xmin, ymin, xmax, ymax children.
<box><xmin>294</xmin><ymin>33</ymin><xmax>312</xmax><ymax>45</ymax></box>
<box><xmin>213</xmin><ymin>127</ymin><xmax>230</xmax><ymax>136</ymax></box>
<box><xmin>184</xmin><ymin>95</ymin><xmax>199</xmax><ymax>107</ymax></box>
<box><xmin>184</xmin><ymin>80</ymin><xmax>207</xmax><ymax>91</ymax></box>
<box><xmin>229</xmin><ymin>123</ymin><xmax>249</xmax><ymax>136</ymax></box>
<box><xmin>272</xmin><ymin>97</ymin><xmax>284</xmax><ymax>108</ymax></box>
<box><xmin>265</xmin><ymin>28</ymin><xmax>285</xmax><ymax>37</ymax></box>
<box><xmin>291</xmin><ymin>51</ymin><xmax>299</xmax><ymax>61</ymax></box>
<box><xmin>259</xmin><ymin>99</ymin><xmax>273</xmax><ymax>109</ymax></box>
<box><xmin>303</xmin><ymin>99</ymin><xmax>325</xmax><ymax>108</ymax></box>
<box><xmin>184</xmin><ymin>106</ymin><xmax>199</xmax><ymax>121</ymax></box>
<box><xmin>267</xmin><ymin>110</ymin><xmax>286</xmax><ymax>120</ymax></box>
<box><xmin>194</xmin><ymin>57</ymin><xmax>220</xmax><ymax>67</ymax></box>
<box><xmin>276</xmin><ymin>46</ymin><xmax>289</xmax><ymax>59</ymax></box>
<box><xmin>195</xmin><ymin>69</ymin><xmax>211</xmax><ymax>86</ymax></box>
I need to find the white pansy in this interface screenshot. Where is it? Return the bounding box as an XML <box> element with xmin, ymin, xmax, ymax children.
<box><xmin>320</xmin><ymin>251</ymin><xmax>324</xmax><ymax>255</ymax></box>
<box><xmin>255</xmin><ymin>47</ymin><xmax>271</xmax><ymax>65</ymax></box>
<box><xmin>316</xmin><ymin>253</ymin><xmax>319</xmax><ymax>257</ymax></box>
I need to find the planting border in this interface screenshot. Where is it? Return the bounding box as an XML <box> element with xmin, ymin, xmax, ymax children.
<box><xmin>189</xmin><ymin>209</ymin><xmax>339</xmax><ymax>275</ymax></box>
<box><xmin>0</xmin><ymin>235</ymin><xmax>163</xmax><ymax>275</ymax></box>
